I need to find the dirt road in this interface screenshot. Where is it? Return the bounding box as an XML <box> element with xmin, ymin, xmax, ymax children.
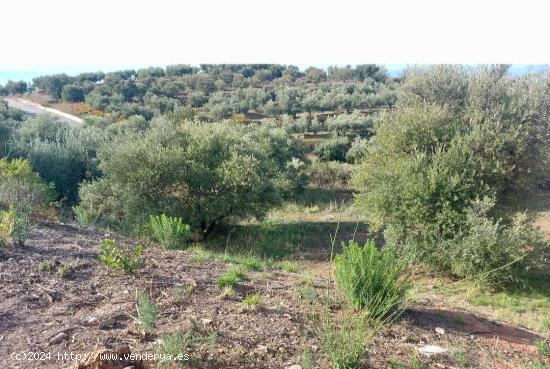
<box><xmin>3</xmin><ymin>96</ymin><xmax>84</xmax><ymax>125</ymax></box>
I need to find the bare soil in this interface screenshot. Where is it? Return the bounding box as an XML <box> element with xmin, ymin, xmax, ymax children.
<box><xmin>0</xmin><ymin>224</ymin><xmax>548</xmax><ymax>369</ymax></box>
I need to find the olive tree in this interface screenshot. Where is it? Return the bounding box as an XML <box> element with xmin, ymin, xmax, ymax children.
<box><xmin>79</xmin><ymin>119</ymin><xmax>308</xmax><ymax>239</ymax></box>
<box><xmin>353</xmin><ymin>66</ymin><xmax>549</xmax><ymax>285</ymax></box>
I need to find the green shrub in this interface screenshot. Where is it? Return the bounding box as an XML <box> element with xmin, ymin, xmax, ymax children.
<box><xmin>149</xmin><ymin>214</ymin><xmax>191</xmax><ymax>249</ymax></box>
<box><xmin>14</xmin><ymin>119</ymin><xmax>103</xmax><ymax>203</ymax></box>
<box><xmin>334</xmin><ymin>240</ymin><xmax>411</xmax><ymax>320</ymax></box>
<box><xmin>99</xmin><ymin>239</ymin><xmax>143</xmax><ymax>273</ymax></box>
<box><xmin>0</xmin><ymin>158</ymin><xmax>52</xmax><ymax>246</ymax></box>
<box><xmin>79</xmin><ymin>120</ymin><xmax>307</xmax><ymax>239</ymax></box>
<box><xmin>325</xmin><ymin>111</ymin><xmax>371</xmax><ymax>136</ymax></box>
<box><xmin>448</xmin><ymin>198</ymin><xmax>544</xmax><ymax>283</ymax></box>
<box><xmin>314</xmin><ymin>137</ymin><xmax>350</xmax><ymax>162</ymax></box>
<box><xmin>61</xmin><ymin>84</ymin><xmax>85</xmax><ymax>102</ymax></box>
<box><xmin>354</xmin><ymin>68</ymin><xmax>550</xmax><ymax>284</ymax></box>
<box><xmin>345</xmin><ymin>137</ymin><xmax>369</xmax><ymax>164</ymax></box>
<box><xmin>136</xmin><ymin>292</ymin><xmax>159</xmax><ymax>333</ymax></box>
<box><xmin>0</xmin><ymin>208</ymin><xmax>14</xmax><ymax>247</ymax></box>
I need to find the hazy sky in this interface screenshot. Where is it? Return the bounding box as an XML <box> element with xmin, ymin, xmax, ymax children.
<box><xmin>1</xmin><ymin>0</ymin><xmax>548</xmax><ymax>72</ymax></box>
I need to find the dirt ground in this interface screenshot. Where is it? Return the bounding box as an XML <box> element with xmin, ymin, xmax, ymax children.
<box><xmin>0</xmin><ymin>224</ymin><xmax>548</xmax><ymax>369</ymax></box>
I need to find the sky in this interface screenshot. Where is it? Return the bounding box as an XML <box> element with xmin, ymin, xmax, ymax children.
<box><xmin>1</xmin><ymin>0</ymin><xmax>549</xmax><ymax>82</ymax></box>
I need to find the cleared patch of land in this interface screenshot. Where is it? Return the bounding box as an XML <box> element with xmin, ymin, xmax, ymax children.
<box><xmin>3</xmin><ymin>95</ymin><xmax>84</xmax><ymax>125</ymax></box>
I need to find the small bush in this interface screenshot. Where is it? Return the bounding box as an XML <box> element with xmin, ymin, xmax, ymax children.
<box><xmin>217</xmin><ymin>268</ymin><xmax>245</xmax><ymax>288</ymax></box>
<box><xmin>0</xmin><ymin>209</ymin><xmax>14</xmax><ymax>247</ymax></box>
<box><xmin>0</xmin><ymin>158</ymin><xmax>52</xmax><ymax>246</ymax></box>
<box><xmin>0</xmin><ymin>206</ymin><xmax>31</xmax><ymax>247</ymax></box>
<box><xmin>325</xmin><ymin>111</ymin><xmax>372</xmax><ymax>136</ymax></box>
<box><xmin>137</xmin><ymin>292</ymin><xmax>159</xmax><ymax>333</ymax></box>
<box><xmin>334</xmin><ymin>240</ymin><xmax>411</xmax><ymax>320</ymax></box>
<box><xmin>448</xmin><ymin>198</ymin><xmax>544</xmax><ymax>284</ymax></box>
<box><xmin>149</xmin><ymin>214</ymin><xmax>191</xmax><ymax>249</ymax></box>
<box><xmin>314</xmin><ymin>137</ymin><xmax>350</xmax><ymax>162</ymax></box>
<box><xmin>99</xmin><ymin>239</ymin><xmax>143</xmax><ymax>273</ymax></box>
<box><xmin>61</xmin><ymin>84</ymin><xmax>85</xmax><ymax>102</ymax></box>
<box><xmin>345</xmin><ymin>137</ymin><xmax>369</xmax><ymax>164</ymax></box>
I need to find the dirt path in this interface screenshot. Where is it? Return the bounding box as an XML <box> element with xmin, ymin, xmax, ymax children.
<box><xmin>3</xmin><ymin>97</ymin><xmax>83</xmax><ymax>125</ymax></box>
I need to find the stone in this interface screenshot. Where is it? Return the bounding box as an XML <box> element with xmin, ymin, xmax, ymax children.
<box><xmin>48</xmin><ymin>332</ymin><xmax>67</xmax><ymax>345</ymax></box>
<box><xmin>417</xmin><ymin>345</ymin><xmax>447</xmax><ymax>357</ymax></box>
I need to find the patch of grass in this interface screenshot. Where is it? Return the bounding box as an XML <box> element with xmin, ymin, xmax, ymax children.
<box><xmin>242</xmin><ymin>293</ymin><xmax>263</xmax><ymax>309</ymax></box>
<box><xmin>38</xmin><ymin>260</ymin><xmax>58</xmax><ymax>272</ymax></box>
<box><xmin>241</xmin><ymin>256</ymin><xmax>263</xmax><ymax>271</ymax></box>
<box><xmin>216</xmin><ymin>268</ymin><xmax>246</xmax><ymax>288</ymax></box>
<box><xmin>37</xmin><ymin>261</ymin><xmax>75</xmax><ymax>278</ymax></box>
<box><xmin>279</xmin><ymin>261</ymin><xmax>298</xmax><ymax>273</ymax></box>
<box><xmin>527</xmin><ymin>360</ymin><xmax>550</xmax><ymax>369</ymax></box>
<box><xmin>387</xmin><ymin>357</ymin><xmax>425</xmax><ymax>369</ymax></box>
<box><xmin>451</xmin><ymin>348</ymin><xmax>470</xmax><ymax>367</ymax></box>
<box><xmin>459</xmin><ymin>270</ymin><xmax>550</xmax><ymax>334</ymax></box>
<box><xmin>136</xmin><ymin>292</ymin><xmax>159</xmax><ymax>333</ymax></box>
<box><xmin>387</xmin><ymin>358</ymin><xmax>407</xmax><ymax>369</ymax></box>
<box><xmin>73</xmin><ymin>205</ymin><xmax>99</xmax><ymax>228</ymax></box>
<box><xmin>155</xmin><ymin>320</ymin><xmax>217</xmax><ymax>369</ymax></box>
<box><xmin>318</xmin><ymin>309</ymin><xmax>372</xmax><ymax>369</ymax></box>
<box><xmin>300</xmin><ymin>347</ymin><xmax>313</xmax><ymax>369</ymax></box>
<box><xmin>300</xmin><ymin>272</ymin><xmax>315</xmax><ymax>286</ymax></box>
<box><xmin>57</xmin><ymin>264</ymin><xmax>75</xmax><ymax>279</ymax></box>
<box><xmin>221</xmin><ymin>286</ymin><xmax>236</xmax><ymax>299</ymax></box>
<box><xmin>172</xmin><ymin>286</ymin><xmax>184</xmax><ymax>301</ymax></box>
<box><xmin>536</xmin><ymin>339</ymin><xmax>550</xmax><ymax>357</ymax></box>
<box><xmin>189</xmin><ymin>245</ymin><xmax>212</xmax><ymax>264</ymax></box>
<box><xmin>297</xmin><ymin>286</ymin><xmax>318</xmax><ymax>303</ymax></box>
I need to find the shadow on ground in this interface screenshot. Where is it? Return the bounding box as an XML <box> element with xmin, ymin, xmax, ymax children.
<box><xmin>405</xmin><ymin>307</ymin><xmax>542</xmax><ymax>345</ymax></box>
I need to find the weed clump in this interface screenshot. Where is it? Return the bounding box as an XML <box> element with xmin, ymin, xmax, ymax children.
<box><xmin>155</xmin><ymin>319</ymin><xmax>216</xmax><ymax>368</ymax></box>
<box><xmin>136</xmin><ymin>292</ymin><xmax>159</xmax><ymax>333</ymax></box>
<box><xmin>334</xmin><ymin>239</ymin><xmax>411</xmax><ymax>320</ymax></box>
<box><xmin>242</xmin><ymin>293</ymin><xmax>263</xmax><ymax>309</ymax></box>
<box><xmin>216</xmin><ymin>268</ymin><xmax>245</xmax><ymax>288</ymax></box>
<box><xmin>99</xmin><ymin>239</ymin><xmax>143</xmax><ymax>273</ymax></box>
